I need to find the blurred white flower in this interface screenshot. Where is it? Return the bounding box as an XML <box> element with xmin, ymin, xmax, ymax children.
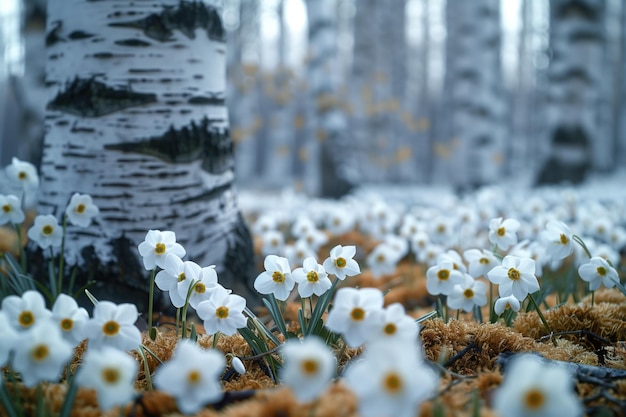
<box><xmin>488</xmin><ymin>217</ymin><xmax>520</xmax><ymax>251</ymax></box>
<box><xmin>447</xmin><ymin>275</ymin><xmax>488</xmax><ymax>313</ymax></box>
<box><xmin>494</xmin><ymin>295</ymin><xmax>521</xmax><ymax>316</ymax></box>
<box><xmin>367</xmin><ymin>243</ymin><xmax>402</xmax><ymax>278</ymax></box>
<box><xmin>488</xmin><ymin>255</ymin><xmax>539</xmax><ymax>301</ymax></box>
<box><xmin>493</xmin><ymin>354</ymin><xmax>582</xmax><ymax>417</ymax></box>
<box><xmin>280</xmin><ymin>337</ymin><xmax>336</xmax><ymax>403</ymax></box>
<box><xmin>344</xmin><ymin>342</ymin><xmax>438</xmax><ymax>417</ymax></box>
<box><xmin>76</xmin><ymin>346</ymin><xmax>138</xmax><ymax>411</ymax></box>
<box><xmin>5</xmin><ymin>157</ymin><xmax>39</xmax><ymax>191</ymax></box>
<box><xmin>0</xmin><ymin>194</ymin><xmax>25</xmax><ymax>225</ymax></box>
<box><xmin>293</xmin><ymin>257</ymin><xmax>331</xmax><ymax>298</ymax></box>
<box><xmin>260</xmin><ymin>229</ymin><xmax>285</xmax><ymax>256</ymax></box>
<box><xmin>153</xmin><ymin>340</ymin><xmax>225</xmax><ymax>414</ymax></box>
<box><xmin>137</xmin><ymin>229</ymin><xmax>186</xmax><ymax>270</ymax></box>
<box><xmin>284</xmin><ymin>239</ymin><xmax>316</xmax><ymax>268</ymax></box>
<box><xmin>368</xmin><ymin>303</ymin><xmax>419</xmax><ymax>345</ymax></box>
<box><xmin>51</xmin><ymin>293</ymin><xmax>89</xmax><ymax>345</ymax></box>
<box><xmin>325</xmin><ymin>287</ymin><xmax>383</xmax><ymax>348</ymax></box>
<box><xmin>540</xmin><ymin>220</ymin><xmax>574</xmax><ymax>261</ymax></box>
<box><xmin>27</xmin><ymin>214</ymin><xmax>63</xmax><ymax>249</ymax></box>
<box><xmin>324</xmin><ymin>206</ymin><xmax>355</xmax><ymax>235</ymax></box>
<box><xmin>301</xmin><ymin>228</ymin><xmax>328</xmax><ymax>251</ymax></box>
<box><xmin>463</xmin><ymin>248</ymin><xmax>500</xmax><ymax>278</ymax></box>
<box><xmin>12</xmin><ymin>322</ymin><xmax>73</xmax><ymax>387</ymax></box>
<box><xmin>437</xmin><ymin>249</ymin><xmax>467</xmax><ymax>274</ymax></box>
<box><xmin>84</xmin><ymin>301</ymin><xmax>141</xmax><ymax>351</ymax></box>
<box><xmin>578</xmin><ymin>256</ymin><xmax>619</xmax><ymax>291</ymax></box>
<box><xmin>254</xmin><ymin>254</ymin><xmax>295</xmax><ymax>301</ymax></box>
<box><xmin>425</xmin><ymin>261</ymin><xmax>464</xmax><ymax>296</ymax></box>
<box><xmin>64</xmin><ymin>193</ymin><xmax>99</xmax><ymax>227</ymax></box>
<box><xmin>196</xmin><ymin>285</ymin><xmax>247</xmax><ymax>336</ymax></box>
<box><xmin>0</xmin><ymin>312</ymin><xmax>18</xmax><ymax>366</ymax></box>
<box><xmin>2</xmin><ymin>290</ymin><xmax>52</xmax><ymax>331</ymax></box>
<box><xmin>323</xmin><ymin>244</ymin><xmax>360</xmax><ymax>280</ymax></box>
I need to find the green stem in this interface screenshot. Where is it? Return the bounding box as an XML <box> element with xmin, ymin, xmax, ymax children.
<box><xmin>57</xmin><ymin>215</ymin><xmax>68</xmax><ymax>297</ymax></box>
<box><xmin>147</xmin><ymin>268</ymin><xmax>156</xmax><ymax>340</ymax></box>
<box><xmin>212</xmin><ymin>331</ymin><xmax>221</xmax><ymax>349</ymax></box>
<box><xmin>14</xmin><ymin>224</ymin><xmax>26</xmax><ymax>274</ymax></box>
<box><xmin>489</xmin><ymin>282</ymin><xmax>496</xmax><ymax>323</ymax></box>
<box><xmin>59</xmin><ymin>378</ymin><xmax>78</xmax><ymax>417</ymax></box>
<box><xmin>591</xmin><ymin>290</ymin><xmax>595</xmax><ymax>307</ymax></box>
<box><xmin>181</xmin><ymin>280</ymin><xmax>196</xmax><ymax>339</ymax></box>
<box><xmin>572</xmin><ymin>235</ymin><xmax>592</xmax><ymax>259</ymax></box>
<box><xmin>527</xmin><ymin>293</ymin><xmax>556</xmax><ymax>346</ymax></box>
<box><xmin>0</xmin><ymin>381</ymin><xmax>19</xmax><ymax>417</ymax></box>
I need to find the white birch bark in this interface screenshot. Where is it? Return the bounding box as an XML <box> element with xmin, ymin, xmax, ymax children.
<box><xmin>443</xmin><ymin>0</ymin><xmax>506</xmax><ymax>190</ymax></box>
<box><xmin>305</xmin><ymin>0</ymin><xmax>356</xmax><ymax>197</ymax></box>
<box><xmin>41</xmin><ymin>0</ymin><xmax>255</xmax><ymax>306</ymax></box>
<box><xmin>537</xmin><ymin>0</ymin><xmax>606</xmax><ymax>183</ymax></box>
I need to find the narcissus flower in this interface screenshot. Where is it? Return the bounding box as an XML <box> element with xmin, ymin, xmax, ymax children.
<box><xmin>540</xmin><ymin>220</ymin><xmax>574</xmax><ymax>261</ymax></box>
<box><xmin>0</xmin><ymin>194</ymin><xmax>25</xmax><ymax>225</ymax></box>
<box><xmin>2</xmin><ymin>290</ymin><xmax>52</xmax><ymax>331</ymax></box>
<box><xmin>325</xmin><ymin>287</ymin><xmax>383</xmax><ymax>347</ymax></box>
<box><xmin>463</xmin><ymin>248</ymin><xmax>500</xmax><ymax>278</ymax></box>
<box><xmin>488</xmin><ymin>217</ymin><xmax>520</xmax><ymax>251</ymax></box>
<box><xmin>137</xmin><ymin>229</ymin><xmax>186</xmax><ymax>270</ymax></box>
<box><xmin>64</xmin><ymin>192</ymin><xmax>99</xmax><ymax>227</ymax></box>
<box><xmin>155</xmin><ymin>253</ymin><xmax>200</xmax><ymax>308</ymax></box>
<box><xmin>153</xmin><ymin>340</ymin><xmax>225</xmax><ymax>414</ymax></box>
<box><xmin>27</xmin><ymin>214</ymin><xmax>63</xmax><ymax>249</ymax></box>
<box><xmin>51</xmin><ymin>293</ymin><xmax>89</xmax><ymax>345</ymax></box>
<box><xmin>12</xmin><ymin>322</ymin><xmax>73</xmax><ymax>387</ymax></box>
<box><xmin>578</xmin><ymin>256</ymin><xmax>619</xmax><ymax>291</ymax></box>
<box><xmin>447</xmin><ymin>275</ymin><xmax>488</xmax><ymax>313</ymax></box>
<box><xmin>344</xmin><ymin>342</ymin><xmax>438</xmax><ymax>417</ymax></box>
<box><xmin>323</xmin><ymin>244</ymin><xmax>360</xmax><ymax>280</ymax></box>
<box><xmin>76</xmin><ymin>346</ymin><xmax>138</xmax><ymax>411</ymax></box>
<box><xmin>494</xmin><ymin>295</ymin><xmax>521</xmax><ymax>316</ymax></box>
<box><xmin>293</xmin><ymin>257</ymin><xmax>331</xmax><ymax>298</ymax></box>
<box><xmin>5</xmin><ymin>157</ymin><xmax>39</xmax><ymax>191</ymax></box>
<box><xmin>493</xmin><ymin>354</ymin><xmax>582</xmax><ymax>417</ymax></box>
<box><xmin>425</xmin><ymin>260</ymin><xmax>464</xmax><ymax>296</ymax></box>
<box><xmin>83</xmin><ymin>301</ymin><xmax>141</xmax><ymax>351</ymax></box>
<box><xmin>254</xmin><ymin>255</ymin><xmax>295</xmax><ymax>301</ymax></box>
<box><xmin>0</xmin><ymin>312</ymin><xmax>18</xmax><ymax>365</ymax></box>
<box><xmin>488</xmin><ymin>255</ymin><xmax>539</xmax><ymax>301</ymax></box>
<box><xmin>196</xmin><ymin>285</ymin><xmax>247</xmax><ymax>336</ymax></box>
<box><xmin>187</xmin><ymin>265</ymin><xmax>220</xmax><ymax>309</ymax></box>
<box><xmin>368</xmin><ymin>303</ymin><xmax>419</xmax><ymax>344</ymax></box>
<box><xmin>280</xmin><ymin>337</ymin><xmax>336</xmax><ymax>403</ymax></box>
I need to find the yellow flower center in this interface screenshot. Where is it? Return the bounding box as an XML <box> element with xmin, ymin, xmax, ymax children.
<box><xmin>523</xmin><ymin>388</ymin><xmax>545</xmax><ymax>410</ymax></box>
<box><xmin>18</xmin><ymin>171</ymin><xmax>27</xmax><ymax>180</ymax></box>
<box><xmin>376</xmin><ymin>253</ymin><xmax>385</xmax><ymax>263</ymax></box>
<box><xmin>437</xmin><ymin>269</ymin><xmax>450</xmax><ymax>281</ymax></box>
<box><xmin>463</xmin><ymin>288</ymin><xmax>474</xmax><ymax>299</ymax></box>
<box><xmin>497</xmin><ymin>227</ymin><xmax>506</xmax><ymax>237</ymax></box>
<box><xmin>178</xmin><ymin>272</ymin><xmax>186</xmax><ymax>282</ymax></box>
<box><xmin>436</xmin><ymin>224</ymin><xmax>446</xmax><ymax>233</ymax></box>
<box><xmin>559</xmin><ymin>234</ymin><xmax>569</xmax><ymax>244</ymax></box>
<box><xmin>597</xmin><ymin>266</ymin><xmax>607</xmax><ymax>276</ymax></box>
<box><xmin>42</xmin><ymin>225</ymin><xmax>54</xmax><ymax>235</ymax></box>
<box><xmin>382</xmin><ymin>372</ymin><xmax>403</xmax><ymax>394</ymax></box>
<box><xmin>31</xmin><ymin>344</ymin><xmax>49</xmax><ymax>361</ymax></box>
<box><xmin>350</xmin><ymin>307</ymin><xmax>365</xmax><ymax>321</ymax></box>
<box><xmin>154</xmin><ymin>243</ymin><xmax>166</xmax><ymax>254</ymax></box>
<box><xmin>187</xmin><ymin>370</ymin><xmax>202</xmax><ymax>385</ymax></box>
<box><xmin>194</xmin><ymin>282</ymin><xmax>206</xmax><ymax>293</ymax></box>
<box><xmin>270</xmin><ymin>238</ymin><xmax>279</xmax><ymax>246</ymax></box>
<box><xmin>216</xmin><ymin>306</ymin><xmax>229</xmax><ymax>319</ymax></box>
<box><xmin>301</xmin><ymin>359</ymin><xmax>319</xmax><ymax>375</ymax></box>
<box><xmin>60</xmin><ymin>318</ymin><xmax>74</xmax><ymax>331</ymax></box>
<box><xmin>102</xmin><ymin>367</ymin><xmax>121</xmax><ymax>384</ymax></box>
<box><xmin>103</xmin><ymin>320</ymin><xmax>120</xmax><ymax>336</ymax></box>
<box><xmin>272</xmin><ymin>271</ymin><xmax>285</xmax><ymax>283</ymax></box>
<box><xmin>2</xmin><ymin>204</ymin><xmax>10</xmax><ymax>213</ymax></box>
<box><xmin>306</xmin><ymin>271</ymin><xmax>319</xmax><ymax>283</ymax></box>
<box><xmin>479</xmin><ymin>257</ymin><xmax>490</xmax><ymax>265</ymax></box>
<box><xmin>507</xmin><ymin>268</ymin><xmax>520</xmax><ymax>281</ymax></box>
<box><xmin>335</xmin><ymin>257</ymin><xmax>347</xmax><ymax>268</ymax></box>
<box><xmin>76</xmin><ymin>203</ymin><xmax>86</xmax><ymax>214</ymax></box>
<box><xmin>384</xmin><ymin>323</ymin><xmax>397</xmax><ymax>335</ymax></box>
<box><xmin>18</xmin><ymin>311</ymin><xmax>35</xmax><ymax>327</ymax></box>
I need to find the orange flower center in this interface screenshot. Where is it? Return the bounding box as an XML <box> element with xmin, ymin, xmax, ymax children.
<box><xmin>301</xmin><ymin>359</ymin><xmax>319</xmax><ymax>375</ymax></box>
<box><xmin>154</xmin><ymin>243</ymin><xmax>166</xmax><ymax>254</ymax></box>
<box><xmin>437</xmin><ymin>270</ymin><xmax>450</xmax><ymax>281</ymax></box>
<box><xmin>31</xmin><ymin>344</ymin><xmax>49</xmax><ymax>361</ymax></box>
<box><xmin>76</xmin><ymin>204</ymin><xmax>86</xmax><ymax>214</ymax></box>
<box><xmin>102</xmin><ymin>367</ymin><xmax>121</xmax><ymax>384</ymax></box>
<box><xmin>463</xmin><ymin>288</ymin><xmax>474</xmax><ymax>299</ymax></box>
<box><xmin>335</xmin><ymin>257</ymin><xmax>347</xmax><ymax>268</ymax></box>
<box><xmin>497</xmin><ymin>227</ymin><xmax>506</xmax><ymax>237</ymax></box>
<box><xmin>350</xmin><ymin>307</ymin><xmax>365</xmax><ymax>321</ymax></box>
<box><xmin>272</xmin><ymin>271</ymin><xmax>285</xmax><ymax>283</ymax></box>
<box><xmin>382</xmin><ymin>372</ymin><xmax>403</xmax><ymax>394</ymax></box>
<box><xmin>559</xmin><ymin>234</ymin><xmax>569</xmax><ymax>244</ymax></box>
<box><xmin>507</xmin><ymin>268</ymin><xmax>520</xmax><ymax>281</ymax></box>
<box><xmin>19</xmin><ymin>311</ymin><xmax>35</xmax><ymax>327</ymax></box>
<box><xmin>103</xmin><ymin>320</ymin><xmax>120</xmax><ymax>336</ymax></box>
<box><xmin>60</xmin><ymin>318</ymin><xmax>74</xmax><ymax>331</ymax></box>
<box><xmin>306</xmin><ymin>271</ymin><xmax>319</xmax><ymax>283</ymax></box>
<box><xmin>523</xmin><ymin>388</ymin><xmax>545</xmax><ymax>410</ymax></box>
<box><xmin>216</xmin><ymin>306</ymin><xmax>229</xmax><ymax>319</ymax></box>
<box><xmin>384</xmin><ymin>323</ymin><xmax>397</xmax><ymax>335</ymax></box>
<box><xmin>596</xmin><ymin>266</ymin><xmax>607</xmax><ymax>276</ymax></box>
<box><xmin>42</xmin><ymin>225</ymin><xmax>54</xmax><ymax>235</ymax></box>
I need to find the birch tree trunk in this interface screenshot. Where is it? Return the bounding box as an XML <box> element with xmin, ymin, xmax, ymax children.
<box><xmin>443</xmin><ymin>0</ymin><xmax>506</xmax><ymax>190</ymax></box>
<box><xmin>537</xmin><ymin>0</ymin><xmax>606</xmax><ymax>184</ymax></box>
<box><xmin>305</xmin><ymin>0</ymin><xmax>356</xmax><ymax>197</ymax></box>
<box><xmin>40</xmin><ymin>0</ymin><xmax>256</xmax><ymax>310</ymax></box>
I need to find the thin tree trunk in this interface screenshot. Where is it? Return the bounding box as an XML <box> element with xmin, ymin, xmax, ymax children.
<box><xmin>40</xmin><ymin>0</ymin><xmax>256</xmax><ymax>311</ymax></box>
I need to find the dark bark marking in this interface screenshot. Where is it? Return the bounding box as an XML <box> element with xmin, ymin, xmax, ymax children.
<box><xmin>68</xmin><ymin>30</ymin><xmax>96</xmax><ymax>40</ymax></box>
<box><xmin>114</xmin><ymin>38</ymin><xmax>152</xmax><ymax>47</ymax></box>
<box><xmin>188</xmin><ymin>94</ymin><xmax>225</xmax><ymax>105</ymax></box>
<box><xmin>47</xmin><ymin>77</ymin><xmax>157</xmax><ymax>117</ymax></box>
<box><xmin>46</xmin><ymin>20</ymin><xmax>64</xmax><ymax>46</ymax></box>
<box><xmin>104</xmin><ymin>117</ymin><xmax>234</xmax><ymax>175</ymax></box>
<box><xmin>108</xmin><ymin>1</ymin><xmax>225</xmax><ymax>43</ymax></box>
